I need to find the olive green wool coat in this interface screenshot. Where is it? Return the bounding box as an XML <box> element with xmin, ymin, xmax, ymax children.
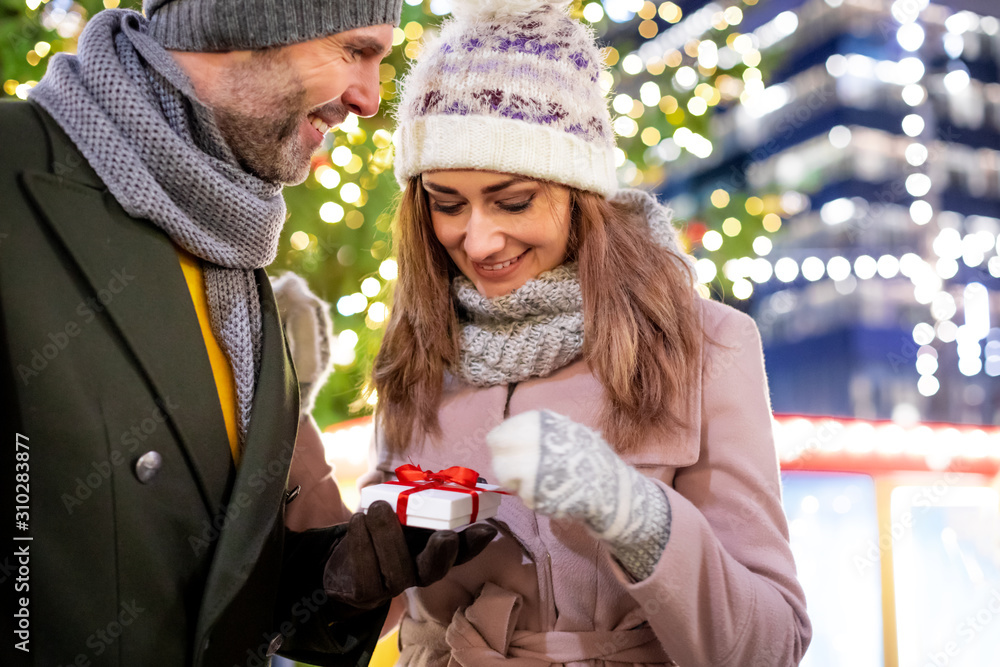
<box><xmin>0</xmin><ymin>100</ymin><xmax>385</xmax><ymax>667</ymax></box>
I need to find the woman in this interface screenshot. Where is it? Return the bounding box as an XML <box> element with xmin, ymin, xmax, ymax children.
<box><xmin>368</xmin><ymin>1</ymin><xmax>811</xmax><ymax>664</ymax></box>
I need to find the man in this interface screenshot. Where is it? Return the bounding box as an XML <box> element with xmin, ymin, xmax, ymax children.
<box><xmin>0</xmin><ymin>1</ymin><xmax>494</xmax><ymax>665</ymax></box>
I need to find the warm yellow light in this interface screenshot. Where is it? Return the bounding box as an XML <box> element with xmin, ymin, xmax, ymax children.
<box><xmin>639</xmin><ymin>20</ymin><xmax>659</xmax><ymax>39</ymax></box>
<box><xmin>404</xmin><ymin>41</ymin><xmax>422</xmax><ymax>60</ymax></box>
<box><xmin>745</xmin><ymin>196</ymin><xmax>764</xmax><ymax>216</ymax></box>
<box><xmin>379</xmin><ymin>259</ymin><xmax>399</xmax><ymax>280</ymax></box>
<box><xmin>743</xmin><ymin>50</ymin><xmax>762</xmax><ymax>68</ymax></box>
<box><xmin>103</xmin><ymin>0</ymin><xmax>120</xmax><ymax>8</ymax></box>
<box><xmin>659</xmin><ymin>95</ymin><xmax>678</xmax><ymax>114</ymax></box>
<box><xmin>732</xmin><ymin>34</ymin><xmax>753</xmax><ymax>54</ymax></box>
<box><xmin>722</xmin><ymin>217</ymin><xmax>742</xmax><ymax>236</ymax></box>
<box><xmin>711</xmin><ymin>189</ymin><xmax>731</xmax><ymax>208</ymax></box>
<box><xmin>290</xmin><ymin>231</ymin><xmax>310</xmax><ymax>250</ymax></box>
<box><xmin>331</xmin><ymin>146</ymin><xmax>353</xmax><ymax>167</ymax></box>
<box><xmin>582</xmin><ymin>2</ymin><xmax>605</xmax><ymax>23</ymax></box>
<box><xmin>638</xmin><ymin>1</ymin><xmax>657</xmax><ymax>19</ymax></box>
<box><xmin>347</xmin><ymin>128</ymin><xmax>367</xmax><ymax>146</ymax></box>
<box><xmin>658</xmin><ymin>1</ymin><xmax>682</xmax><ymax>23</ymax></box>
<box><xmin>639</xmin><ymin>81</ymin><xmax>662</xmax><ymax>107</ymax></box>
<box><xmin>315</xmin><ymin>166</ymin><xmax>338</xmax><ymax>189</ymax></box>
<box><xmin>371</xmin><ymin>147</ymin><xmax>394</xmax><ymax>171</ymax></box>
<box><xmin>320</xmin><ymin>202</ymin><xmax>345</xmax><ymax>223</ymax></box>
<box><xmin>602</xmin><ymin>47</ymin><xmax>620</xmax><ymax>67</ymax></box>
<box><xmin>379</xmin><ymin>63</ymin><xmax>396</xmax><ymax>82</ymax></box>
<box><xmin>715</xmin><ymin>74</ymin><xmax>740</xmax><ymax>100</ymax></box>
<box><xmin>345</xmin><ymin>210</ymin><xmax>365</xmax><ymax>229</ymax></box>
<box><xmin>762</xmin><ymin>213</ymin><xmax>782</xmax><ymax>233</ymax></box>
<box><xmin>612</xmin><ymin>116</ymin><xmax>639</xmax><ymax>138</ymax></box>
<box><xmin>723</xmin><ymin>6</ymin><xmax>743</xmax><ymax>25</ymax></box>
<box><xmin>345</xmin><ymin>155</ymin><xmax>364</xmax><ymax>174</ymax></box>
<box><xmin>25</xmin><ymin>0</ymin><xmax>42</xmax><ymax>10</ymax></box>
<box><xmin>646</xmin><ymin>59</ymin><xmax>665</xmax><ymax>75</ymax></box>
<box><xmin>627</xmin><ymin>100</ymin><xmax>645</xmax><ymax>119</ymax></box>
<box><xmin>641</xmin><ymin>126</ymin><xmax>661</xmax><ymax>146</ymax></box>
<box><xmin>664</xmin><ymin>50</ymin><xmax>683</xmax><ymax>68</ymax></box>
<box><xmin>712</xmin><ymin>11</ymin><xmax>728</xmax><ymax>31</ymax></box>
<box><xmin>687</xmin><ymin>97</ymin><xmax>708</xmax><ymax>115</ymax></box>
<box><xmin>392</xmin><ymin>27</ymin><xmax>406</xmax><ymax>46</ymax></box>
<box><xmin>621</xmin><ymin>54</ymin><xmax>644</xmax><ymax>75</ymax></box>
<box><xmin>694</xmin><ymin>83</ymin><xmax>715</xmax><ymax>100</ymax></box>
<box><xmin>33</xmin><ymin>41</ymin><xmax>51</xmax><ymax>57</ymax></box>
<box><xmin>3</xmin><ymin>79</ymin><xmax>18</xmax><ymax>96</ymax></box>
<box><xmin>26</xmin><ymin>51</ymin><xmax>41</xmax><ymax>67</ymax></box>
<box><xmin>341</xmin><ymin>183</ymin><xmax>362</xmax><ymax>204</ymax></box>
<box><xmin>684</xmin><ymin>40</ymin><xmax>700</xmax><ymax>58</ymax></box>
<box><xmin>361</xmin><ymin>277</ymin><xmax>382</xmax><ymax>298</ymax></box>
<box><xmin>403</xmin><ymin>22</ymin><xmax>424</xmax><ymax>41</ymax></box>
<box><xmin>613</xmin><ymin>94</ymin><xmax>634</xmax><ymax>114</ymax></box>
<box><xmin>367</xmin><ymin>302</ymin><xmax>389</xmax><ymax>323</ymax></box>
<box><xmin>372</xmin><ymin>129</ymin><xmax>393</xmax><ymax>148</ymax></box>
<box><xmin>598</xmin><ymin>70</ymin><xmax>615</xmax><ymax>94</ymax></box>
<box><xmin>743</xmin><ymin>67</ymin><xmax>762</xmax><ymax>82</ymax></box>
<box><xmin>702</xmin><ymin>230</ymin><xmax>723</xmax><ymax>251</ymax></box>
<box><xmin>764</xmin><ymin>194</ymin><xmax>783</xmax><ymax>214</ymax></box>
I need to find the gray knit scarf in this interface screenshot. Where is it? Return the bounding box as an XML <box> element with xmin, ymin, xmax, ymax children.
<box><xmin>452</xmin><ymin>188</ymin><xmax>689</xmax><ymax>387</ymax></box>
<box><xmin>31</xmin><ymin>10</ymin><xmax>287</xmax><ymax>445</ymax></box>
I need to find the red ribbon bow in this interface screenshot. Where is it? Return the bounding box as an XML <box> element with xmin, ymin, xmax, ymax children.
<box><xmin>386</xmin><ymin>464</ymin><xmax>484</xmax><ymax>526</ymax></box>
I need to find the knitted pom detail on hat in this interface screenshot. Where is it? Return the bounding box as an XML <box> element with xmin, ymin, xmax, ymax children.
<box><xmin>449</xmin><ymin>0</ymin><xmax>570</xmax><ymax>20</ymax></box>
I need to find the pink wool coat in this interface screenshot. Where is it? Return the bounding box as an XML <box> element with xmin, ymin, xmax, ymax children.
<box><xmin>368</xmin><ymin>297</ymin><xmax>811</xmax><ymax>666</ymax></box>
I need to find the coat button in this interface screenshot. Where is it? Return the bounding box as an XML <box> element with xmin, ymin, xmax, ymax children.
<box><xmin>134</xmin><ymin>451</ymin><xmax>162</xmax><ymax>483</ymax></box>
<box><xmin>266</xmin><ymin>633</ymin><xmax>283</xmax><ymax>657</ymax></box>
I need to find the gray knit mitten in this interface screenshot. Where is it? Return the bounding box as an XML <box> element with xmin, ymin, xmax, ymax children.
<box><xmin>486</xmin><ymin>410</ymin><xmax>671</xmax><ymax>580</ymax></box>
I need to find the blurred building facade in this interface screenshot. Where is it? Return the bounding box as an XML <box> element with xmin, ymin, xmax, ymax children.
<box><xmin>659</xmin><ymin>0</ymin><xmax>1000</xmax><ymax>425</ymax></box>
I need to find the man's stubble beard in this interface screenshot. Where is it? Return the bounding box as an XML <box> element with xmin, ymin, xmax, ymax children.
<box><xmin>211</xmin><ymin>52</ymin><xmax>314</xmax><ymax>185</ymax></box>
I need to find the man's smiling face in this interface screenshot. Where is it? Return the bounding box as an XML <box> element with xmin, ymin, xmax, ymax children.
<box><xmin>179</xmin><ymin>24</ymin><xmax>393</xmax><ymax>184</ymax></box>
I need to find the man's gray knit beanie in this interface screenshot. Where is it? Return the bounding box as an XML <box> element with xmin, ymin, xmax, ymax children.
<box><xmin>145</xmin><ymin>0</ymin><xmax>403</xmax><ymax>52</ymax></box>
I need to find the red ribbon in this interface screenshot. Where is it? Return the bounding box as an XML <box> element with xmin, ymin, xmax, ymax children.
<box><xmin>385</xmin><ymin>464</ymin><xmax>484</xmax><ymax>526</ymax></box>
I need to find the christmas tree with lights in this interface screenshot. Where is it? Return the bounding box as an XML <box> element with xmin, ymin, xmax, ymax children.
<box><xmin>2</xmin><ymin>0</ymin><xmax>783</xmax><ymax>426</ymax></box>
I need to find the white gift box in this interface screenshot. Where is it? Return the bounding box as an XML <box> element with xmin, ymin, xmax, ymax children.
<box><xmin>360</xmin><ymin>479</ymin><xmax>503</xmax><ymax>530</ymax></box>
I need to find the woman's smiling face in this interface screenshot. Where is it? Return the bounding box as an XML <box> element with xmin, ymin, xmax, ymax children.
<box><xmin>423</xmin><ymin>170</ymin><xmax>573</xmax><ymax>298</ymax></box>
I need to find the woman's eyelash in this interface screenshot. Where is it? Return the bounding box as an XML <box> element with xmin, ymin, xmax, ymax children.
<box><xmin>498</xmin><ymin>195</ymin><xmax>535</xmax><ymax>212</ymax></box>
<box><xmin>430</xmin><ymin>193</ymin><xmax>535</xmax><ymax>214</ymax></box>
<box><xmin>431</xmin><ymin>202</ymin><xmax>463</xmax><ymax>214</ymax></box>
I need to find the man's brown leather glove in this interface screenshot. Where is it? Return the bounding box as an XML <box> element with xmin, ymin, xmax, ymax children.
<box><xmin>322</xmin><ymin>500</ymin><xmax>497</xmax><ymax>615</ymax></box>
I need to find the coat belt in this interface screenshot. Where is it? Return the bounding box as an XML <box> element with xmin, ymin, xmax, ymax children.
<box><xmin>400</xmin><ymin>583</ymin><xmax>674</xmax><ymax>666</ymax></box>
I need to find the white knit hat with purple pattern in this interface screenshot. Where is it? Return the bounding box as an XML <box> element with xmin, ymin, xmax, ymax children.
<box><xmin>393</xmin><ymin>0</ymin><xmax>617</xmax><ymax>198</ymax></box>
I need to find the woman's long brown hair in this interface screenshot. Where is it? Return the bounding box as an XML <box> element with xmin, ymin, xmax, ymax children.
<box><xmin>371</xmin><ymin>176</ymin><xmax>703</xmax><ymax>455</ymax></box>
